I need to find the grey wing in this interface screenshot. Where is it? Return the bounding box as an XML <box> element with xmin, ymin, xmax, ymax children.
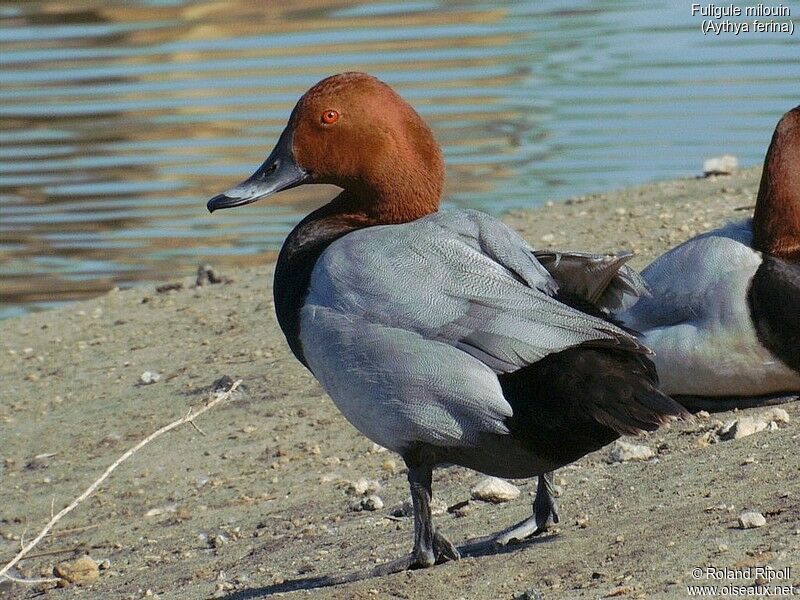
<box><xmin>308</xmin><ymin>210</ymin><xmax>648</xmax><ymax>375</ymax></box>
<box><xmin>533</xmin><ymin>250</ymin><xmax>649</xmax><ymax>313</ymax></box>
<box><xmin>299</xmin><ymin>307</ymin><xmax>514</xmax><ymax>451</ymax></box>
<box><xmin>620</xmin><ymin>221</ymin><xmax>760</xmax><ymax>331</ymax></box>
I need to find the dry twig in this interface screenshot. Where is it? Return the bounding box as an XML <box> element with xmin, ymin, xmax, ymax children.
<box><xmin>0</xmin><ymin>379</ymin><xmax>242</xmax><ymax>583</ymax></box>
<box><xmin>1</xmin><ymin>572</ymin><xmax>60</xmax><ymax>585</ymax></box>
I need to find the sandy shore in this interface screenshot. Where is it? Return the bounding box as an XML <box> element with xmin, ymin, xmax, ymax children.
<box><xmin>1</xmin><ymin>166</ymin><xmax>798</xmax><ymax>599</ymax></box>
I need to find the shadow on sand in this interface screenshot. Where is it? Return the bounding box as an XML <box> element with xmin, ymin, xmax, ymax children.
<box><xmin>222</xmin><ymin>533</ymin><xmax>557</xmax><ymax>598</ymax></box>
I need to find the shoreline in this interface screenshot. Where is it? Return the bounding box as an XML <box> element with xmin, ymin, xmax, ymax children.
<box><xmin>3</xmin><ymin>166</ymin><xmax>760</xmax><ymax>324</ymax></box>
<box><xmin>2</xmin><ymin>165</ymin><xmax>797</xmax><ymax>600</ymax></box>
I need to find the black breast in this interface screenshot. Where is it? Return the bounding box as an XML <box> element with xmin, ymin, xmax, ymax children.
<box><xmin>273</xmin><ymin>203</ymin><xmax>368</xmax><ymax>368</ymax></box>
<box><xmin>747</xmin><ymin>255</ymin><xmax>800</xmax><ymax>372</ymax></box>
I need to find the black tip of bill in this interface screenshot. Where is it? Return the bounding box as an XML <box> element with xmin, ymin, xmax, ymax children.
<box><xmin>207</xmin><ymin>193</ymin><xmax>250</xmax><ymax>212</ymax></box>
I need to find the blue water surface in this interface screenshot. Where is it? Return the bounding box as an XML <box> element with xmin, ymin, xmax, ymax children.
<box><xmin>1</xmin><ymin>0</ymin><xmax>798</xmax><ymax>318</ymax></box>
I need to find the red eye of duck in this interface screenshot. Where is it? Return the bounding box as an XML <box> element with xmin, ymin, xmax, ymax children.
<box><xmin>321</xmin><ymin>110</ymin><xmax>339</xmax><ymax>124</ymax></box>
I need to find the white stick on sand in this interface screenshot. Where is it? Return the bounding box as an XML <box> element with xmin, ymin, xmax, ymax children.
<box><xmin>0</xmin><ymin>379</ymin><xmax>242</xmax><ymax>582</ymax></box>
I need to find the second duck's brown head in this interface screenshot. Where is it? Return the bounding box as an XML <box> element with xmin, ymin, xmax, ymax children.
<box><xmin>753</xmin><ymin>105</ymin><xmax>800</xmax><ymax>260</ymax></box>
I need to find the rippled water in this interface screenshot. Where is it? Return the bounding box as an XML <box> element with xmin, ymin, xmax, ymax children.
<box><xmin>1</xmin><ymin>1</ymin><xmax>798</xmax><ymax>318</ymax></box>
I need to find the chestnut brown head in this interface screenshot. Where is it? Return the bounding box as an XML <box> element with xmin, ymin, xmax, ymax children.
<box><xmin>208</xmin><ymin>73</ymin><xmax>444</xmax><ymax>223</ymax></box>
<box><xmin>753</xmin><ymin>105</ymin><xmax>800</xmax><ymax>260</ymax></box>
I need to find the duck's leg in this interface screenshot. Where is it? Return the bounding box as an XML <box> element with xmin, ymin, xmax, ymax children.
<box><xmin>357</xmin><ymin>455</ymin><xmax>460</xmax><ymax>571</ymax></box>
<box><xmin>494</xmin><ymin>471</ymin><xmax>559</xmax><ymax>546</ymax></box>
<box><xmin>313</xmin><ymin>456</ymin><xmax>459</xmax><ymax>587</ymax></box>
<box><xmin>407</xmin><ymin>459</ymin><xmax>460</xmax><ymax>566</ymax></box>
<box><xmin>532</xmin><ymin>471</ymin><xmax>560</xmax><ymax>528</ymax></box>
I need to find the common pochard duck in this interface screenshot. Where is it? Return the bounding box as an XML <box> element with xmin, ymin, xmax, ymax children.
<box><xmin>207</xmin><ymin>73</ymin><xmax>687</xmax><ymax>575</ymax></box>
<box><xmin>620</xmin><ymin>106</ymin><xmax>800</xmax><ymax>410</ymax></box>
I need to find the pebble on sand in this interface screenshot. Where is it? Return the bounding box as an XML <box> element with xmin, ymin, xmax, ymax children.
<box><xmin>361</xmin><ymin>495</ymin><xmax>384</xmax><ymax>511</ymax></box>
<box><xmin>345</xmin><ymin>478</ymin><xmax>381</xmax><ymax>496</ymax></box>
<box><xmin>54</xmin><ymin>556</ymin><xmax>100</xmax><ymax>585</ymax></box>
<box><xmin>350</xmin><ymin>495</ymin><xmax>384</xmax><ymax>512</ymax></box>
<box><xmin>471</xmin><ymin>476</ymin><xmax>520</xmax><ymax>503</ymax></box>
<box><xmin>738</xmin><ymin>510</ymin><xmax>767</xmax><ymax>529</ymax></box>
<box><xmin>702</xmin><ymin>409</ymin><xmax>790</xmax><ymax>444</ymax></box>
<box><xmin>607</xmin><ymin>440</ymin><xmax>655</xmax><ymax>463</ymax></box>
<box><xmin>139</xmin><ymin>371</ymin><xmax>161</xmax><ymax>385</ymax></box>
<box><xmin>761</xmin><ymin>407</ymin><xmax>791</xmax><ymax>425</ymax></box>
<box><xmin>703</xmin><ymin>154</ymin><xmax>738</xmax><ymax>176</ymax></box>
<box><xmin>144</xmin><ymin>504</ymin><xmax>178</xmax><ymax>518</ymax></box>
<box><xmin>718</xmin><ymin>416</ymin><xmax>770</xmax><ymax>441</ymax></box>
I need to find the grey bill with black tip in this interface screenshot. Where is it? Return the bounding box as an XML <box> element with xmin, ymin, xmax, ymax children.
<box><xmin>207</xmin><ymin>127</ymin><xmax>309</xmax><ymax>212</ymax></box>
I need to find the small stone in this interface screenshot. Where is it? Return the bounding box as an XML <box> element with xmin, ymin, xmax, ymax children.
<box><xmin>145</xmin><ymin>504</ymin><xmax>177</xmax><ymax>518</ymax></box>
<box><xmin>349</xmin><ymin>495</ymin><xmax>382</xmax><ymax>512</ymax></box>
<box><xmin>762</xmin><ymin>407</ymin><xmax>790</xmax><ymax>425</ymax></box>
<box><xmin>139</xmin><ymin>371</ymin><xmax>161</xmax><ymax>385</ymax></box>
<box><xmin>607</xmin><ymin>440</ymin><xmax>655</xmax><ymax>463</ymax></box>
<box><xmin>360</xmin><ymin>495</ymin><xmax>384</xmax><ymax>511</ymax></box>
<box><xmin>540</xmin><ymin>233</ymin><xmax>555</xmax><ymax>243</ymax></box>
<box><xmin>209</xmin><ymin>533</ymin><xmax>228</xmax><ymax>548</ymax></box>
<box><xmin>98</xmin><ymin>559</ymin><xmax>111</xmax><ymax>570</ymax></box>
<box><xmin>703</xmin><ymin>154</ymin><xmax>738</xmax><ymax>176</ymax></box>
<box><xmin>346</xmin><ymin>478</ymin><xmax>381</xmax><ymax>496</ymax></box>
<box><xmin>738</xmin><ymin>510</ymin><xmax>766</xmax><ymax>529</ymax></box>
<box><xmin>575</xmin><ymin>514</ymin><xmax>590</xmax><ymax>528</ymax></box>
<box><xmin>54</xmin><ymin>556</ymin><xmax>100</xmax><ymax>585</ymax></box>
<box><xmin>471</xmin><ymin>476</ymin><xmax>521</xmax><ymax>503</ymax></box>
<box><xmin>369</xmin><ymin>442</ymin><xmax>387</xmax><ymax>453</ymax></box>
<box><xmin>718</xmin><ymin>417</ymin><xmax>768</xmax><ymax>441</ymax></box>
<box><xmin>704</xmin><ymin>503</ymin><xmax>735</xmax><ymax>513</ymax></box>
<box><xmin>696</xmin><ymin>410</ymin><xmax>711</xmax><ymax>419</ymax></box>
<box><xmin>381</xmin><ymin>458</ymin><xmax>396</xmax><ymax>473</ymax></box>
